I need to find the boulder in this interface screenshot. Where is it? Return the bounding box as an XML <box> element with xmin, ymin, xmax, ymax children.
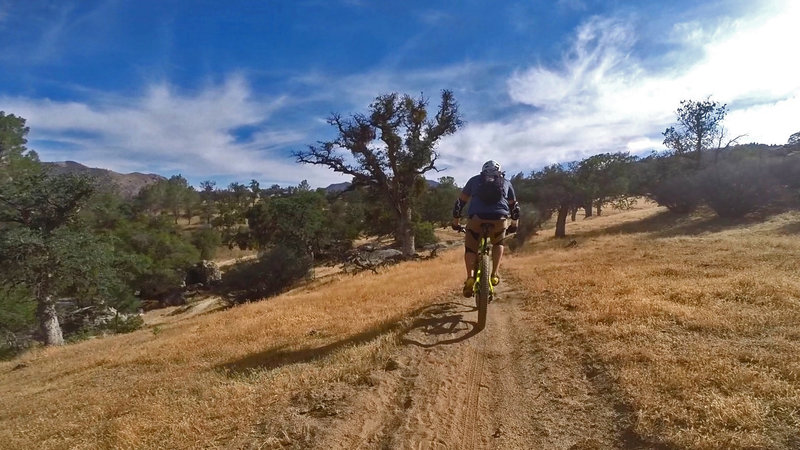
<box><xmin>367</xmin><ymin>249</ymin><xmax>404</xmax><ymax>263</ymax></box>
<box><xmin>343</xmin><ymin>248</ymin><xmax>405</xmax><ymax>273</ymax></box>
<box><xmin>186</xmin><ymin>260</ymin><xmax>222</xmax><ymax>286</ymax></box>
<box><xmin>55</xmin><ymin>299</ymin><xmax>141</xmax><ymax>334</ymax></box>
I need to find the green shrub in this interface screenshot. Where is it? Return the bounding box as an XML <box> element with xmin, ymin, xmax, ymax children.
<box><xmin>647</xmin><ymin>172</ymin><xmax>701</xmax><ymax>214</ymax></box>
<box><xmin>508</xmin><ymin>209</ymin><xmax>544</xmax><ymax>250</ymax></box>
<box><xmin>105</xmin><ymin>314</ymin><xmax>144</xmax><ymax>334</ymax></box>
<box><xmin>636</xmin><ymin>154</ymin><xmax>701</xmax><ymax>214</ymax></box>
<box><xmin>191</xmin><ymin>227</ymin><xmax>221</xmax><ymax>260</ymax></box>
<box><xmin>221</xmin><ymin>245</ymin><xmax>312</xmax><ymax>304</ymax></box>
<box><xmin>0</xmin><ymin>287</ymin><xmax>35</xmax><ymax>334</ymax></box>
<box><xmin>0</xmin><ymin>287</ymin><xmax>35</xmax><ymax>359</ymax></box>
<box><xmin>116</xmin><ymin>218</ymin><xmax>200</xmax><ymax>299</ymax></box>
<box><xmin>0</xmin><ymin>329</ymin><xmax>30</xmax><ymax>360</ymax></box>
<box><xmin>699</xmin><ymin>157</ymin><xmax>784</xmax><ymax>218</ymax></box>
<box><xmin>413</xmin><ymin>221</ymin><xmax>438</xmax><ymax>249</ymax></box>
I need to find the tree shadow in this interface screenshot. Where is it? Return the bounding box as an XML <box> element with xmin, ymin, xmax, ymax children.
<box><xmin>399</xmin><ymin>301</ymin><xmax>480</xmax><ymax>348</ymax></box>
<box><xmin>579</xmin><ymin>209</ymin><xmax>781</xmax><ymax>240</ymax></box>
<box><xmin>215</xmin><ymin>301</ymin><xmax>479</xmax><ymax>376</ymax></box>
<box><xmin>216</xmin><ymin>320</ymin><xmax>403</xmax><ymax>376</ymax></box>
<box><xmin>777</xmin><ymin>221</ymin><xmax>800</xmax><ymax>235</ymax></box>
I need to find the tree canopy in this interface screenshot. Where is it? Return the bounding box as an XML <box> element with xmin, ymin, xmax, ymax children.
<box><xmin>662</xmin><ymin>98</ymin><xmax>728</xmax><ymax>161</ymax></box>
<box><xmin>295</xmin><ymin>90</ymin><xmax>463</xmax><ymax>255</ymax></box>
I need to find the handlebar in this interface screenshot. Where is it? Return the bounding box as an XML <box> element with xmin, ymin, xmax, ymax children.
<box><xmin>452</xmin><ymin>223</ymin><xmax>517</xmax><ymax>234</ymax></box>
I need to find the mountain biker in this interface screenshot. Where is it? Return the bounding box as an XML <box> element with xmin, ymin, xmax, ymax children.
<box><xmin>451</xmin><ymin>160</ymin><xmax>519</xmax><ymax>297</ymax></box>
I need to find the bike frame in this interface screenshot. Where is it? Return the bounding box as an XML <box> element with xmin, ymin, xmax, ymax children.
<box><xmin>472</xmin><ymin>227</ymin><xmax>494</xmax><ymax>301</ymax></box>
<box><xmin>457</xmin><ymin>220</ymin><xmax>513</xmax><ymax>330</ymax></box>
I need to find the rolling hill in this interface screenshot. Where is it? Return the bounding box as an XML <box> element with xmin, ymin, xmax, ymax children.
<box><xmin>1</xmin><ymin>202</ymin><xmax>799</xmax><ymax>449</ymax></box>
<box><xmin>43</xmin><ymin>161</ymin><xmax>165</xmax><ymax>198</ymax></box>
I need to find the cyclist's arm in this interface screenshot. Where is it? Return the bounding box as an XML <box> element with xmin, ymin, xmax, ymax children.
<box><xmin>508</xmin><ymin>183</ymin><xmax>520</xmax><ymax>222</ymax></box>
<box><xmin>451</xmin><ymin>192</ymin><xmax>470</xmax><ymax>228</ymax></box>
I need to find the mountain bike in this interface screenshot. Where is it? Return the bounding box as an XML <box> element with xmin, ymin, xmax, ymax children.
<box><xmin>456</xmin><ymin>222</ymin><xmax>498</xmax><ymax>330</ymax></box>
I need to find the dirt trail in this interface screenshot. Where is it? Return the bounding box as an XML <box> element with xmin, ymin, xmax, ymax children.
<box><xmin>316</xmin><ymin>280</ymin><xmax>631</xmax><ymax>449</ymax></box>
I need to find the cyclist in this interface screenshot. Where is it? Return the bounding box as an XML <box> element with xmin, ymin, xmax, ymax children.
<box><xmin>451</xmin><ymin>160</ymin><xmax>520</xmax><ymax>297</ymax></box>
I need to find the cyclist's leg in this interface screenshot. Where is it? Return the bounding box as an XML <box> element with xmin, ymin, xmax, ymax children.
<box><xmin>491</xmin><ymin>247</ymin><xmax>505</xmax><ymax>287</ymax></box>
<box><xmin>464</xmin><ymin>216</ymin><xmax>480</xmax><ymax>277</ymax></box>
<box><xmin>462</xmin><ymin>217</ymin><xmax>481</xmax><ymax>297</ymax></box>
<box><xmin>465</xmin><ymin>251</ymin><xmax>477</xmax><ymax>278</ymax></box>
<box><xmin>489</xmin><ymin>219</ymin><xmax>508</xmax><ymax>283</ymax></box>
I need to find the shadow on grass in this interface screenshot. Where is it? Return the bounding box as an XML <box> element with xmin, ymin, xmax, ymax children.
<box><xmin>399</xmin><ymin>301</ymin><xmax>479</xmax><ymax>348</ymax></box>
<box><xmin>578</xmin><ymin>209</ymin><xmax>781</xmax><ymax>240</ymax></box>
<box><xmin>777</xmin><ymin>220</ymin><xmax>800</xmax><ymax>235</ymax></box>
<box><xmin>215</xmin><ymin>301</ymin><xmax>478</xmax><ymax>376</ymax></box>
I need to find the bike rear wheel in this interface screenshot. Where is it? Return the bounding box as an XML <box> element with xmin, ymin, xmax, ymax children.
<box><xmin>476</xmin><ymin>252</ymin><xmax>490</xmax><ymax>330</ymax></box>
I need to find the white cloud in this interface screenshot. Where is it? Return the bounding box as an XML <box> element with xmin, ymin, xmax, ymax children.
<box><xmin>726</xmin><ymin>95</ymin><xmax>800</xmax><ymax>144</ymax></box>
<box><xmin>2</xmin><ymin>76</ymin><xmax>349</xmax><ymax>187</ymax></box>
<box><xmin>7</xmin><ymin>1</ymin><xmax>798</xmax><ymax>189</ymax></box>
<box><xmin>436</xmin><ymin>1</ymin><xmax>800</xmax><ymax>183</ymax></box>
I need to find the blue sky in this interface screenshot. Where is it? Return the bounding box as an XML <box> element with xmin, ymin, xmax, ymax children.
<box><xmin>1</xmin><ymin>0</ymin><xmax>798</xmax><ymax>188</ymax></box>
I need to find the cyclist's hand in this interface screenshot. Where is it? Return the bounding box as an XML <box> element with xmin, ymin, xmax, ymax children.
<box><xmin>507</xmin><ymin>220</ymin><xmax>519</xmax><ymax>234</ymax></box>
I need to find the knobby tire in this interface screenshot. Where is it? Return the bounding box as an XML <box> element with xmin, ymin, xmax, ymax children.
<box><xmin>477</xmin><ymin>252</ymin><xmax>490</xmax><ymax>330</ymax></box>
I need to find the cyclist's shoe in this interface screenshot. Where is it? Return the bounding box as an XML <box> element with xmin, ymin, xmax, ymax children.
<box><xmin>491</xmin><ymin>273</ymin><xmax>500</xmax><ymax>286</ymax></box>
<box><xmin>462</xmin><ymin>277</ymin><xmax>475</xmax><ymax>297</ymax></box>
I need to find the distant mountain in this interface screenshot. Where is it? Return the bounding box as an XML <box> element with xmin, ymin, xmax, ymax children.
<box><xmin>324</xmin><ymin>182</ymin><xmax>352</xmax><ymax>194</ymax></box>
<box><xmin>43</xmin><ymin>161</ymin><xmax>165</xmax><ymax>198</ymax></box>
<box><xmin>325</xmin><ymin>179</ymin><xmax>440</xmax><ymax>194</ymax></box>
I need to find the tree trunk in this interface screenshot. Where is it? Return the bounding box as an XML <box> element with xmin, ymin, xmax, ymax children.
<box><xmin>555</xmin><ymin>204</ymin><xmax>569</xmax><ymax>238</ymax></box>
<box><xmin>584</xmin><ymin>203</ymin><xmax>593</xmax><ymax>218</ymax></box>
<box><xmin>596</xmin><ymin>201</ymin><xmax>603</xmax><ymax>216</ymax></box>
<box><xmin>570</xmin><ymin>207</ymin><xmax>578</xmax><ymax>222</ymax></box>
<box><xmin>37</xmin><ymin>294</ymin><xmax>64</xmax><ymax>346</ymax></box>
<box><xmin>396</xmin><ymin>205</ymin><xmax>415</xmax><ymax>256</ymax></box>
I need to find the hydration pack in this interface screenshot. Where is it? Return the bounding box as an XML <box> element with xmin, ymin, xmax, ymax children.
<box><xmin>475</xmin><ymin>173</ymin><xmax>505</xmax><ymax>203</ymax></box>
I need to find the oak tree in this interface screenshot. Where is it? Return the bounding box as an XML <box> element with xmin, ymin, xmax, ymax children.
<box><xmin>295</xmin><ymin>91</ymin><xmax>462</xmax><ymax>256</ymax></box>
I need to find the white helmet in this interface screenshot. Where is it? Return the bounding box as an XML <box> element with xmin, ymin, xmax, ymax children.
<box><xmin>481</xmin><ymin>160</ymin><xmax>501</xmax><ymax>175</ymax></box>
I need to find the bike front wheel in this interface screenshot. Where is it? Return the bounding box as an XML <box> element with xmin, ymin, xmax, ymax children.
<box><xmin>476</xmin><ymin>252</ymin><xmax>490</xmax><ymax>330</ymax></box>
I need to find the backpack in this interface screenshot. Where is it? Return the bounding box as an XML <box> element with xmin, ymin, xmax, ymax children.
<box><xmin>475</xmin><ymin>173</ymin><xmax>505</xmax><ymax>204</ymax></box>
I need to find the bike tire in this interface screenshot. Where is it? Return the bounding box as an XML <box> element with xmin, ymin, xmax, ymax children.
<box><xmin>476</xmin><ymin>252</ymin><xmax>490</xmax><ymax>330</ymax></box>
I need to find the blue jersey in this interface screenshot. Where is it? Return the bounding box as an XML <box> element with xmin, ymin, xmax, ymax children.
<box><xmin>462</xmin><ymin>174</ymin><xmax>516</xmax><ymax>219</ymax></box>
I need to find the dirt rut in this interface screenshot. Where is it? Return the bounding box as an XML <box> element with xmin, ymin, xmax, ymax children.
<box><xmin>316</xmin><ymin>280</ymin><xmax>630</xmax><ymax>449</ymax></box>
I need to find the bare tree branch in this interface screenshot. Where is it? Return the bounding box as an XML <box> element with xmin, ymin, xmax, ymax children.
<box><xmin>294</xmin><ymin>90</ymin><xmax>462</xmax><ymax>255</ymax></box>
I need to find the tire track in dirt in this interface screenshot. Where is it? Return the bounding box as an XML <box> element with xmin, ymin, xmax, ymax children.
<box><xmin>316</xmin><ymin>280</ymin><xmax>628</xmax><ymax>449</ymax></box>
<box><xmin>460</xmin><ymin>329</ymin><xmax>486</xmax><ymax>450</ymax></box>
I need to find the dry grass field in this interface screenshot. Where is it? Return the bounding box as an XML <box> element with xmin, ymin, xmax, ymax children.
<box><xmin>505</xmin><ymin>204</ymin><xmax>800</xmax><ymax>448</ymax></box>
<box><xmin>0</xmin><ymin>247</ymin><xmax>464</xmax><ymax>448</ymax></box>
<box><xmin>1</xmin><ymin>202</ymin><xmax>799</xmax><ymax>449</ymax></box>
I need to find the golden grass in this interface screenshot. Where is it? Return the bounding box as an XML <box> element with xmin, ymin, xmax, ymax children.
<box><xmin>505</xmin><ymin>205</ymin><xmax>800</xmax><ymax>448</ymax></box>
<box><xmin>2</xmin><ymin>202</ymin><xmax>800</xmax><ymax>448</ymax></box>
<box><xmin>0</xmin><ymin>251</ymin><xmax>463</xmax><ymax>449</ymax></box>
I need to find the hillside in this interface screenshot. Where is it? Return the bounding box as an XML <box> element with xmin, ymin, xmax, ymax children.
<box><xmin>43</xmin><ymin>161</ymin><xmax>165</xmax><ymax>198</ymax></box>
<box><xmin>1</xmin><ymin>203</ymin><xmax>799</xmax><ymax>449</ymax></box>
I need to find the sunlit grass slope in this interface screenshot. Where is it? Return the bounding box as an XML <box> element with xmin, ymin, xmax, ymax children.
<box><xmin>2</xmin><ymin>203</ymin><xmax>799</xmax><ymax>449</ymax></box>
<box><xmin>506</xmin><ymin>205</ymin><xmax>800</xmax><ymax>449</ymax></box>
<box><xmin>0</xmin><ymin>251</ymin><xmax>463</xmax><ymax>448</ymax></box>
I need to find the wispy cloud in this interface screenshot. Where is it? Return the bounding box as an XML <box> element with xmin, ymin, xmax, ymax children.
<box><xmin>5</xmin><ymin>1</ymin><xmax>798</xmax><ymax>189</ymax></box>
<box><xmin>416</xmin><ymin>9</ymin><xmax>451</xmax><ymax>26</ymax></box>
<box><xmin>2</xmin><ymin>76</ymin><xmax>348</xmax><ymax>186</ymax></box>
<box><xmin>436</xmin><ymin>1</ymin><xmax>800</xmax><ymax>184</ymax></box>
<box><xmin>557</xmin><ymin>0</ymin><xmax>588</xmax><ymax>12</ymax></box>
